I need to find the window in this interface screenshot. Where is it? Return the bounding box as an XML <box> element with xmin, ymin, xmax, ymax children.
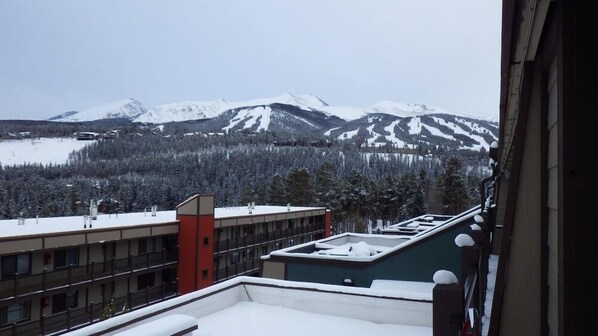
<box><xmin>137</xmin><ymin>273</ymin><xmax>155</xmax><ymax>291</ymax></box>
<box><xmin>54</xmin><ymin>248</ymin><xmax>78</xmax><ymax>269</ymax></box>
<box><xmin>229</xmin><ymin>252</ymin><xmax>239</xmax><ymax>265</ymax></box>
<box><xmin>247</xmin><ymin>248</ymin><xmax>255</xmax><ymax>259</ymax></box>
<box><xmin>1</xmin><ymin>254</ymin><xmax>30</xmax><ymax>280</ymax></box>
<box><xmin>138</xmin><ymin>238</ymin><xmax>155</xmax><ymax>254</ymax></box>
<box><xmin>275</xmin><ymin>221</ymin><xmax>282</xmax><ymax>230</ymax></box>
<box><xmin>202</xmin><ymin>269</ymin><xmax>208</xmax><ymax>280</ymax></box>
<box><xmin>52</xmin><ymin>290</ymin><xmax>78</xmax><ymax>314</ymax></box>
<box><xmin>0</xmin><ymin>301</ymin><xmax>30</xmax><ymax>325</ymax></box>
<box><xmin>203</xmin><ymin>237</ymin><xmax>209</xmax><ymax>246</ymax></box>
<box><xmin>261</xmin><ymin>246</ymin><xmax>268</xmax><ymax>255</ymax></box>
<box><xmin>162</xmin><ymin>235</ymin><xmax>177</xmax><ymax>251</ymax></box>
<box><xmin>288</xmin><ymin>219</ymin><xmax>294</xmax><ymax>229</ymax></box>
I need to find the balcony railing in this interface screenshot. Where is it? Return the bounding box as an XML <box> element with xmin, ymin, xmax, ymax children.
<box><xmin>0</xmin><ymin>250</ymin><xmax>177</xmax><ymax>302</ymax></box>
<box><xmin>214</xmin><ymin>225</ymin><xmax>325</xmax><ymax>253</ymax></box>
<box><xmin>0</xmin><ymin>281</ymin><xmax>177</xmax><ymax>336</ymax></box>
<box><xmin>213</xmin><ymin>258</ymin><xmax>260</xmax><ymax>283</ymax></box>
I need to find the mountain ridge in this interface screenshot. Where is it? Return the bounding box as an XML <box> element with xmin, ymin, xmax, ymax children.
<box><xmin>47</xmin><ymin>94</ymin><xmax>499</xmax><ymax>151</ymax></box>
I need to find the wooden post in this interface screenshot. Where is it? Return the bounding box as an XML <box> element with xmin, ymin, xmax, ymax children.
<box><xmin>433</xmin><ymin>283</ymin><xmax>464</xmax><ymax>336</ymax></box>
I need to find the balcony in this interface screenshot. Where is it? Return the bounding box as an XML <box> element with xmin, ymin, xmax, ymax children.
<box><xmin>0</xmin><ymin>250</ymin><xmax>178</xmax><ymax>303</ymax></box>
<box><xmin>213</xmin><ymin>258</ymin><xmax>260</xmax><ymax>283</ymax></box>
<box><xmin>214</xmin><ymin>225</ymin><xmax>325</xmax><ymax>254</ymax></box>
<box><xmin>0</xmin><ymin>281</ymin><xmax>178</xmax><ymax>336</ymax></box>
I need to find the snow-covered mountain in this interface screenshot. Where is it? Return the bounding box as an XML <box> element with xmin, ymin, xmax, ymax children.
<box><xmin>135</xmin><ymin>99</ymin><xmax>232</xmax><ymax>123</ymax></box>
<box><xmin>49</xmin><ymin>98</ymin><xmax>146</xmax><ymax>122</ymax></box>
<box><xmin>47</xmin><ymin>93</ymin><xmax>499</xmax><ymax>151</ymax></box>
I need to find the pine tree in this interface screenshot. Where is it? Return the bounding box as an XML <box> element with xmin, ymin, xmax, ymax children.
<box><xmin>284</xmin><ymin>167</ymin><xmax>314</xmax><ymax>206</ymax></box>
<box><xmin>267</xmin><ymin>173</ymin><xmax>286</xmax><ymax>205</ymax></box>
<box><xmin>436</xmin><ymin>156</ymin><xmax>468</xmax><ymax>215</ymax></box>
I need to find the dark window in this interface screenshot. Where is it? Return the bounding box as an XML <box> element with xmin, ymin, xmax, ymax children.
<box><xmin>229</xmin><ymin>252</ymin><xmax>239</xmax><ymax>265</ymax></box>
<box><xmin>247</xmin><ymin>248</ymin><xmax>255</xmax><ymax>259</ymax></box>
<box><xmin>137</xmin><ymin>273</ymin><xmax>155</xmax><ymax>290</ymax></box>
<box><xmin>203</xmin><ymin>237</ymin><xmax>209</xmax><ymax>246</ymax></box>
<box><xmin>275</xmin><ymin>221</ymin><xmax>282</xmax><ymax>230</ymax></box>
<box><xmin>261</xmin><ymin>246</ymin><xmax>268</xmax><ymax>255</ymax></box>
<box><xmin>52</xmin><ymin>290</ymin><xmax>78</xmax><ymax>314</ymax></box>
<box><xmin>1</xmin><ymin>254</ymin><xmax>31</xmax><ymax>280</ymax></box>
<box><xmin>161</xmin><ymin>269</ymin><xmax>177</xmax><ymax>292</ymax></box>
<box><xmin>138</xmin><ymin>238</ymin><xmax>155</xmax><ymax>254</ymax></box>
<box><xmin>202</xmin><ymin>269</ymin><xmax>208</xmax><ymax>280</ymax></box>
<box><xmin>0</xmin><ymin>301</ymin><xmax>30</xmax><ymax>326</ymax></box>
<box><xmin>162</xmin><ymin>235</ymin><xmax>177</xmax><ymax>251</ymax></box>
<box><xmin>288</xmin><ymin>219</ymin><xmax>294</xmax><ymax>229</ymax></box>
<box><xmin>54</xmin><ymin>248</ymin><xmax>78</xmax><ymax>269</ymax></box>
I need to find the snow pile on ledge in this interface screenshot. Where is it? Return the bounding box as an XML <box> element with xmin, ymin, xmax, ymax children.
<box><xmin>317</xmin><ymin>241</ymin><xmax>380</xmax><ymax>257</ymax></box>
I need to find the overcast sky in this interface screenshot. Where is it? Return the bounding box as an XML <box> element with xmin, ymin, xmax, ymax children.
<box><xmin>0</xmin><ymin>0</ymin><xmax>501</xmax><ymax>121</ymax></box>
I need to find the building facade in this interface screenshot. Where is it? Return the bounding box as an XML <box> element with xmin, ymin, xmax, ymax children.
<box><xmin>487</xmin><ymin>1</ymin><xmax>597</xmax><ymax>335</ymax></box>
<box><xmin>262</xmin><ymin>206</ymin><xmax>480</xmax><ymax>288</ymax></box>
<box><xmin>0</xmin><ymin>194</ymin><xmax>329</xmax><ymax>335</ymax></box>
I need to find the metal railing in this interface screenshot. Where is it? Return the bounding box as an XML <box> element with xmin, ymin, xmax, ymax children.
<box><xmin>214</xmin><ymin>225</ymin><xmax>325</xmax><ymax>253</ymax></box>
<box><xmin>0</xmin><ymin>281</ymin><xmax>178</xmax><ymax>336</ymax></box>
<box><xmin>0</xmin><ymin>250</ymin><xmax>177</xmax><ymax>302</ymax></box>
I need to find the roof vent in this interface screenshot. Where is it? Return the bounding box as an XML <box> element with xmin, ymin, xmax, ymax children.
<box><xmin>89</xmin><ymin>200</ymin><xmax>98</xmax><ymax>220</ymax></box>
<box><xmin>151</xmin><ymin>205</ymin><xmax>157</xmax><ymax>217</ymax></box>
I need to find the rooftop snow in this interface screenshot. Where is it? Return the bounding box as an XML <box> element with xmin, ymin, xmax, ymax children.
<box><xmin>0</xmin><ymin>205</ymin><xmax>325</xmax><ymax>239</ymax></box>
<box><xmin>63</xmin><ymin>276</ymin><xmax>433</xmax><ymax>336</ymax></box>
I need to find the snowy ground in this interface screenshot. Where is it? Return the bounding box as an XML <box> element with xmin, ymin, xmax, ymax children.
<box><xmin>0</xmin><ymin>138</ymin><xmax>94</xmax><ymax>166</ymax></box>
<box><xmin>482</xmin><ymin>254</ymin><xmax>499</xmax><ymax>336</ymax></box>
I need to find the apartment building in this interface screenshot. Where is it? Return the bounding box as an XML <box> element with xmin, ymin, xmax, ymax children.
<box><xmin>0</xmin><ymin>194</ymin><xmax>329</xmax><ymax>335</ymax></box>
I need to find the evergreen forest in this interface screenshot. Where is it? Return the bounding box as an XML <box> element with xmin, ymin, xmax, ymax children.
<box><xmin>0</xmin><ymin>123</ymin><xmax>492</xmax><ymax>233</ymax></box>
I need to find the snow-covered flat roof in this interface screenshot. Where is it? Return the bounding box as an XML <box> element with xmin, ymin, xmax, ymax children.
<box><xmin>0</xmin><ymin>211</ymin><xmax>178</xmax><ymax>239</ymax></box>
<box><xmin>64</xmin><ymin>276</ymin><xmax>433</xmax><ymax>336</ymax></box>
<box><xmin>0</xmin><ymin>205</ymin><xmax>326</xmax><ymax>240</ymax></box>
<box><xmin>266</xmin><ymin>206</ymin><xmax>481</xmax><ymax>262</ymax></box>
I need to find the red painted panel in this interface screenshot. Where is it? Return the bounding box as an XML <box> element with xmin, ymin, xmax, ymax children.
<box><xmin>196</xmin><ymin>214</ymin><xmax>214</xmax><ymax>290</ymax></box>
<box><xmin>177</xmin><ymin>215</ymin><xmax>198</xmax><ymax>295</ymax></box>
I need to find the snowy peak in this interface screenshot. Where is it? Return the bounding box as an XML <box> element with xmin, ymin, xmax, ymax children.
<box><xmin>51</xmin><ymin>98</ymin><xmax>146</xmax><ymax>122</ymax></box>
<box><xmin>232</xmin><ymin>93</ymin><xmax>328</xmax><ymax>110</ymax></box>
<box><xmin>367</xmin><ymin>102</ymin><xmax>443</xmax><ymax>117</ymax></box>
<box><xmin>135</xmin><ymin>99</ymin><xmax>232</xmax><ymax>123</ymax></box>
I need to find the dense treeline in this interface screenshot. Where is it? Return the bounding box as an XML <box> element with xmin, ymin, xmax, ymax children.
<box><xmin>0</xmin><ymin>131</ymin><xmax>491</xmax><ymax>233</ymax></box>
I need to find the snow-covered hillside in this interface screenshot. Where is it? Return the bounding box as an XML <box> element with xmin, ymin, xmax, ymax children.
<box><xmin>136</xmin><ymin>100</ymin><xmax>232</xmax><ymax>123</ymax></box>
<box><xmin>50</xmin><ymin>98</ymin><xmax>146</xmax><ymax>122</ymax></box>
<box><xmin>0</xmin><ymin>138</ymin><xmax>94</xmax><ymax>166</ymax></box>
